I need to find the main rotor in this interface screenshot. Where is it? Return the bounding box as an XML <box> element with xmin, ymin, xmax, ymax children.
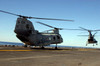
<box><xmin>79</xmin><ymin>27</ymin><xmax>100</xmax><ymax>32</ymax></box>
<box><xmin>37</xmin><ymin>21</ymin><xmax>78</xmax><ymax>32</ymax></box>
<box><xmin>0</xmin><ymin>10</ymin><xmax>74</xmax><ymax>21</ymax></box>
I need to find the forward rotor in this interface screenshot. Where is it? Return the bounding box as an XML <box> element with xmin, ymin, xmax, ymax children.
<box><xmin>0</xmin><ymin>10</ymin><xmax>74</xmax><ymax>21</ymax></box>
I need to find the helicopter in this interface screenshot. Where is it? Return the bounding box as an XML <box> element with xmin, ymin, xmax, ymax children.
<box><xmin>79</xmin><ymin>27</ymin><xmax>100</xmax><ymax>46</ymax></box>
<box><xmin>0</xmin><ymin>10</ymin><xmax>73</xmax><ymax>49</ymax></box>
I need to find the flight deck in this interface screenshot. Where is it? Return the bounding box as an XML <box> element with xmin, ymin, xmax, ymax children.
<box><xmin>0</xmin><ymin>46</ymin><xmax>100</xmax><ymax>66</ymax></box>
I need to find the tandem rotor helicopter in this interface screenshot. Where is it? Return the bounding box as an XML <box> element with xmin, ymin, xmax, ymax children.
<box><xmin>78</xmin><ymin>27</ymin><xmax>100</xmax><ymax>46</ymax></box>
<box><xmin>0</xmin><ymin>10</ymin><xmax>74</xmax><ymax>49</ymax></box>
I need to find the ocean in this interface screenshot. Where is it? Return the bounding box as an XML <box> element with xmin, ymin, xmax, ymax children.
<box><xmin>0</xmin><ymin>41</ymin><xmax>98</xmax><ymax>49</ymax></box>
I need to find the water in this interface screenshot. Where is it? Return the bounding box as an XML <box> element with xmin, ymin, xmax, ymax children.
<box><xmin>0</xmin><ymin>41</ymin><xmax>24</xmax><ymax>46</ymax></box>
<box><xmin>0</xmin><ymin>41</ymin><xmax>98</xmax><ymax>49</ymax></box>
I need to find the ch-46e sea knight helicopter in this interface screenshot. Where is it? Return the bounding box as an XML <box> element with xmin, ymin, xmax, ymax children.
<box><xmin>0</xmin><ymin>10</ymin><xmax>73</xmax><ymax>49</ymax></box>
<box><xmin>79</xmin><ymin>27</ymin><xmax>100</xmax><ymax>46</ymax></box>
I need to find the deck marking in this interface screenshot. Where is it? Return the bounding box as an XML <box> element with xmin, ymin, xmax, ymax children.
<box><xmin>0</xmin><ymin>55</ymin><xmax>67</xmax><ymax>61</ymax></box>
<box><xmin>0</xmin><ymin>50</ymin><xmax>33</xmax><ymax>51</ymax></box>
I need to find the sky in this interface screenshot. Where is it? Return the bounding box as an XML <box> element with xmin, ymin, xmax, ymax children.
<box><xmin>0</xmin><ymin>0</ymin><xmax>100</xmax><ymax>48</ymax></box>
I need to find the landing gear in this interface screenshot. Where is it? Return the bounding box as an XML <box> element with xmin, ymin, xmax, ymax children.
<box><xmin>41</xmin><ymin>46</ymin><xmax>45</xmax><ymax>49</ymax></box>
<box><xmin>24</xmin><ymin>45</ymin><xmax>28</xmax><ymax>47</ymax></box>
<box><xmin>93</xmin><ymin>44</ymin><xmax>94</xmax><ymax>46</ymax></box>
<box><xmin>86</xmin><ymin>41</ymin><xmax>88</xmax><ymax>46</ymax></box>
<box><xmin>92</xmin><ymin>43</ymin><xmax>98</xmax><ymax>46</ymax></box>
<box><xmin>30</xmin><ymin>45</ymin><xmax>34</xmax><ymax>49</ymax></box>
<box><xmin>86</xmin><ymin>44</ymin><xmax>88</xmax><ymax>46</ymax></box>
<box><xmin>96</xmin><ymin>43</ymin><xmax>98</xmax><ymax>45</ymax></box>
<box><xmin>55</xmin><ymin>44</ymin><xmax>58</xmax><ymax>49</ymax></box>
<box><xmin>86</xmin><ymin>43</ymin><xmax>98</xmax><ymax>46</ymax></box>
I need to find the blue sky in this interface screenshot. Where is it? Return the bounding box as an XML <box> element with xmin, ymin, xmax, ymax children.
<box><xmin>0</xmin><ymin>0</ymin><xmax>100</xmax><ymax>48</ymax></box>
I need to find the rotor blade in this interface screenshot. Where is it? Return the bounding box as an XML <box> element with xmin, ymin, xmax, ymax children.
<box><xmin>92</xmin><ymin>30</ymin><xmax>100</xmax><ymax>31</ymax></box>
<box><xmin>37</xmin><ymin>22</ymin><xmax>82</xmax><ymax>30</ymax></box>
<box><xmin>79</xmin><ymin>27</ymin><xmax>89</xmax><ymax>31</ymax></box>
<box><xmin>45</xmin><ymin>28</ymin><xmax>82</xmax><ymax>30</ymax></box>
<box><xmin>0</xmin><ymin>10</ymin><xmax>29</xmax><ymax>18</ymax></box>
<box><xmin>93</xmin><ymin>32</ymin><xmax>97</xmax><ymax>37</ymax></box>
<box><xmin>79</xmin><ymin>27</ymin><xmax>100</xmax><ymax>32</ymax></box>
<box><xmin>0</xmin><ymin>10</ymin><xmax>74</xmax><ymax>21</ymax></box>
<box><xmin>0</xmin><ymin>10</ymin><xmax>19</xmax><ymax>16</ymax></box>
<box><xmin>43</xmin><ymin>29</ymin><xmax>54</xmax><ymax>32</ymax></box>
<box><xmin>78</xmin><ymin>35</ymin><xmax>89</xmax><ymax>36</ymax></box>
<box><xmin>37</xmin><ymin>21</ymin><xmax>67</xmax><ymax>30</ymax></box>
<box><xmin>37</xmin><ymin>21</ymin><xmax>56</xmax><ymax>28</ymax></box>
<box><xmin>62</xmin><ymin>28</ymin><xmax>82</xmax><ymax>30</ymax></box>
<box><xmin>29</xmin><ymin>17</ymin><xmax>74</xmax><ymax>21</ymax></box>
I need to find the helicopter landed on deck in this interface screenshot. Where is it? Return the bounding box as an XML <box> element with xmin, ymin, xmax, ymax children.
<box><xmin>0</xmin><ymin>10</ymin><xmax>73</xmax><ymax>49</ymax></box>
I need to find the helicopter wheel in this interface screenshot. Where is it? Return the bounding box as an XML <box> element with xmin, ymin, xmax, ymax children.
<box><xmin>93</xmin><ymin>44</ymin><xmax>94</xmax><ymax>46</ymax></box>
<box><xmin>96</xmin><ymin>43</ymin><xmax>98</xmax><ymax>45</ymax></box>
<box><xmin>41</xmin><ymin>46</ymin><xmax>45</xmax><ymax>49</ymax></box>
<box><xmin>55</xmin><ymin>44</ymin><xmax>58</xmax><ymax>49</ymax></box>
<box><xmin>24</xmin><ymin>45</ymin><xmax>28</xmax><ymax>48</ymax></box>
<box><xmin>55</xmin><ymin>47</ymin><xmax>57</xmax><ymax>50</ymax></box>
<box><xmin>86</xmin><ymin>44</ymin><xmax>88</xmax><ymax>46</ymax></box>
<box><xmin>86</xmin><ymin>41</ymin><xmax>88</xmax><ymax>46</ymax></box>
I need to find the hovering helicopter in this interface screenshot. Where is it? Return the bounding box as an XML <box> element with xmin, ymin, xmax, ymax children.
<box><xmin>0</xmin><ymin>10</ymin><xmax>73</xmax><ymax>49</ymax></box>
<box><xmin>79</xmin><ymin>27</ymin><xmax>100</xmax><ymax>46</ymax></box>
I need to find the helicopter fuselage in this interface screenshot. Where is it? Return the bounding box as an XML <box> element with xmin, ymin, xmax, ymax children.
<box><xmin>14</xmin><ymin>17</ymin><xmax>63</xmax><ymax>46</ymax></box>
<box><xmin>88</xmin><ymin>38</ymin><xmax>97</xmax><ymax>44</ymax></box>
<box><xmin>88</xmin><ymin>31</ymin><xmax>97</xmax><ymax>44</ymax></box>
<box><xmin>16</xmin><ymin>33</ymin><xmax>63</xmax><ymax>46</ymax></box>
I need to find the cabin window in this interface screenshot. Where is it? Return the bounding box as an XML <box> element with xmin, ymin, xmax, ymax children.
<box><xmin>53</xmin><ymin>36</ymin><xmax>56</xmax><ymax>40</ymax></box>
<box><xmin>57</xmin><ymin>35</ymin><xmax>60</xmax><ymax>39</ymax></box>
<box><xmin>49</xmin><ymin>37</ymin><xmax>52</xmax><ymax>40</ymax></box>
